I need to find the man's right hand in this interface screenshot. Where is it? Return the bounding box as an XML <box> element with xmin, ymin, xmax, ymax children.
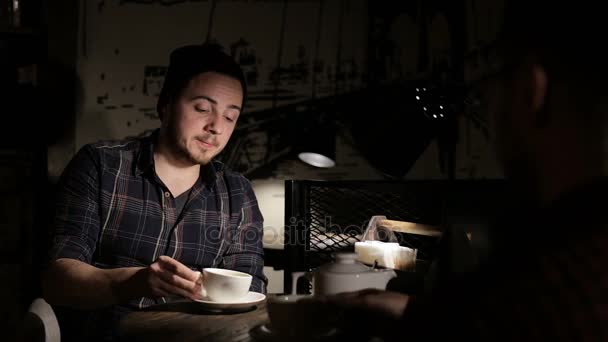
<box><xmin>43</xmin><ymin>257</ymin><xmax>205</xmax><ymax>309</ymax></box>
<box><xmin>132</xmin><ymin>255</ymin><xmax>204</xmax><ymax>301</ymax></box>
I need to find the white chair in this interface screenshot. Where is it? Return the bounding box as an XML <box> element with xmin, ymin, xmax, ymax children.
<box><xmin>21</xmin><ymin>298</ymin><xmax>61</xmax><ymax>342</ymax></box>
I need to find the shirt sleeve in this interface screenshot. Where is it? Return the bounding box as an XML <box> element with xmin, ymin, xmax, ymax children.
<box><xmin>48</xmin><ymin>145</ymin><xmax>101</xmax><ymax>264</ymax></box>
<box><xmin>221</xmin><ymin>176</ymin><xmax>268</xmax><ymax>293</ymax></box>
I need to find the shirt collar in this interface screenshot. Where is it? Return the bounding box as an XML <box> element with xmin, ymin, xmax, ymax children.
<box><xmin>134</xmin><ymin>129</ymin><xmax>157</xmax><ymax>177</ymax></box>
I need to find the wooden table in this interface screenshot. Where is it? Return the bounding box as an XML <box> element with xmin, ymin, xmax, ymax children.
<box><xmin>117</xmin><ymin>300</ymin><xmax>269</xmax><ymax>342</ymax></box>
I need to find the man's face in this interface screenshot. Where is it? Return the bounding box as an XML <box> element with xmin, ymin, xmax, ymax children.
<box><xmin>163</xmin><ymin>72</ymin><xmax>243</xmax><ymax>165</ymax></box>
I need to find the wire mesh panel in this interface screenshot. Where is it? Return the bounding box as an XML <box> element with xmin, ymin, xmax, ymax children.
<box><xmin>284</xmin><ymin>180</ymin><xmax>446</xmax><ymax>293</ymax></box>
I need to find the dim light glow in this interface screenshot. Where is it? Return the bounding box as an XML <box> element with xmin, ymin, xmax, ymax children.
<box><xmin>298</xmin><ymin>152</ymin><xmax>336</xmax><ymax>168</ymax></box>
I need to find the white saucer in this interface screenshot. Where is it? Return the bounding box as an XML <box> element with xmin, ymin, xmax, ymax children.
<box><xmin>194</xmin><ymin>291</ymin><xmax>266</xmax><ymax>310</ymax></box>
<box><xmin>250</xmin><ymin>323</ymin><xmax>338</xmax><ymax>341</ymax></box>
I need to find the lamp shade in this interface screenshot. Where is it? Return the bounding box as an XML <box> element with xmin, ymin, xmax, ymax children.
<box><xmin>297</xmin><ymin>119</ymin><xmax>336</xmax><ymax>168</ymax></box>
<box><xmin>347</xmin><ymin>84</ymin><xmax>448</xmax><ymax>178</ymax></box>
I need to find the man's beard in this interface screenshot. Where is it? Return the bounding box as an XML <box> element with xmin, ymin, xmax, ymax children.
<box><xmin>165</xmin><ymin>114</ymin><xmax>213</xmax><ymax>166</ymax></box>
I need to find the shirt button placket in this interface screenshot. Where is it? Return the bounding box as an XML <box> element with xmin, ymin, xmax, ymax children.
<box><xmin>161</xmin><ymin>190</ymin><xmax>174</xmax><ymax>257</ymax></box>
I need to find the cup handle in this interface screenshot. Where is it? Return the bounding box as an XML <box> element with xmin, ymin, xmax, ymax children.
<box><xmin>291</xmin><ymin>272</ymin><xmax>306</xmax><ymax>295</ymax></box>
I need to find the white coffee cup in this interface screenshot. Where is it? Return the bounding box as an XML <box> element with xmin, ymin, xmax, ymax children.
<box><xmin>200</xmin><ymin>268</ymin><xmax>252</xmax><ymax>302</ymax></box>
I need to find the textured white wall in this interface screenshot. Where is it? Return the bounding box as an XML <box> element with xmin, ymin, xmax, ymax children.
<box><xmin>74</xmin><ymin>0</ymin><xmax>368</xmax><ymax>148</ymax></box>
<box><xmin>63</xmin><ymin>0</ymin><xmax>507</xmax><ymax>184</ymax></box>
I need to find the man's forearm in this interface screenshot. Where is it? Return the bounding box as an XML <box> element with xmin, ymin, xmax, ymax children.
<box><xmin>42</xmin><ymin>258</ymin><xmax>144</xmax><ymax>309</ymax></box>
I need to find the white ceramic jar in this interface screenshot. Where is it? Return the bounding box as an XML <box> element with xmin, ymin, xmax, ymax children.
<box><xmin>291</xmin><ymin>253</ymin><xmax>397</xmax><ymax>296</ymax></box>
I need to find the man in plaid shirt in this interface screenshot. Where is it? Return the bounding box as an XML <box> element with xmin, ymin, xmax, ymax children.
<box><xmin>42</xmin><ymin>44</ymin><xmax>266</xmax><ymax>341</ymax></box>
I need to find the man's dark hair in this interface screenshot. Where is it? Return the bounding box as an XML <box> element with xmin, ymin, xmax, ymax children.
<box><xmin>500</xmin><ymin>1</ymin><xmax>607</xmax><ymax>91</ymax></box>
<box><xmin>157</xmin><ymin>44</ymin><xmax>247</xmax><ymax>120</ymax></box>
<box><xmin>498</xmin><ymin>1</ymin><xmax>608</xmax><ymax>123</ymax></box>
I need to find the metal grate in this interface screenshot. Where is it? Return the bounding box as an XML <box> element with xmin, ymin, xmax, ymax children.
<box><xmin>305</xmin><ymin>183</ymin><xmax>443</xmax><ymax>269</ymax></box>
<box><xmin>285</xmin><ymin>179</ymin><xmax>507</xmax><ymax>295</ymax></box>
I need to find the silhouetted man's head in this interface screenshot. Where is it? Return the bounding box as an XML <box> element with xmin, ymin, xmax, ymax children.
<box><xmin>489</xmin><ymin>0</ymin><xmax>607</xmax><ymax>202</ymax></box>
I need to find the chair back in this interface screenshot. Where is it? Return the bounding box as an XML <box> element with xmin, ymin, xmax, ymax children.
<box><xmin>21</xmin><ymin>298</ymin><xmax>60</xmax><ymax>342</ymax></box>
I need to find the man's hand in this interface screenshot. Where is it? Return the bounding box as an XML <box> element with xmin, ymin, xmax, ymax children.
<box><xmin>132</xmin><ymin>255</ymin><xmax>204</xmax><ymax>300</ymax></box>
<box><xmin>305</xmin><ymin>289</ymin><xmax>410</xmax><ymax>341</ymax></box>
<box><xmin>321</xmin><ymin>289</ymin><xmax>410</xmax><ymax>320</ymax></box>
<box><xmin>43</xmin><ymin>257</ymin><xmax>205</xmax><ymax>308</ymax></box>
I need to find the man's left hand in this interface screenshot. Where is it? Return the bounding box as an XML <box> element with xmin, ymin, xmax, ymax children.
<box><xmin>320</xmin><ymin>289</ymin><xmax>410</xmax><ymax>320</ymax></box>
